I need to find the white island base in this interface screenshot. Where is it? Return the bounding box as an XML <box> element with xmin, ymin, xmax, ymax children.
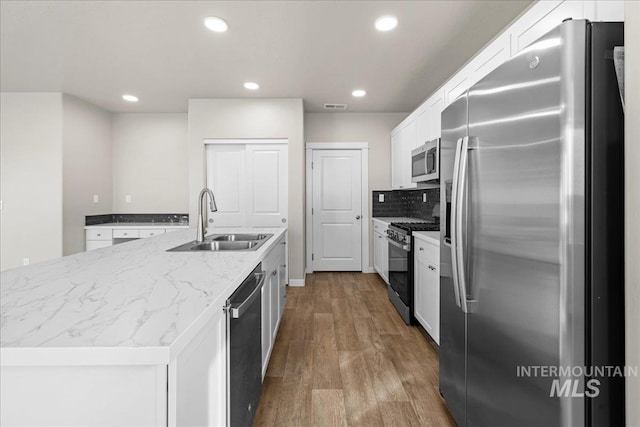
<box><xmin>0</xmin><ymin>228</ymin><xmax>287</xmax><ymax>427</ymax></box>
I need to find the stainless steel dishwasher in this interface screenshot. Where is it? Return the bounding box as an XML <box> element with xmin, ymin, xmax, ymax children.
<box><xmin>225</xmin><ymin>263</ymin><xmax>265</xmax><ymax>427</ymax></box>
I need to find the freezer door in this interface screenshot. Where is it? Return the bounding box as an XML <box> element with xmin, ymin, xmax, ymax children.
<box><xmin>464</xmin><ymin>21</ymin><xmax>587</xmax><ymax>427</ymax></box>
<box><xmin>439</xmin><ymin>93</ymin><xmax>468</xmax><ymax>426</ymax></box>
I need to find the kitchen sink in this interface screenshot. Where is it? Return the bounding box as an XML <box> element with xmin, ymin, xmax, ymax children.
<box><xmin>167</xmin><ymin>233</ymin><xmax>273</xmax><ymax>252</ymax></box>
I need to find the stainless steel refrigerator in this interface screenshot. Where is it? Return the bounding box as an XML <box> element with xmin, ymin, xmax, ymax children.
<box><xmin>439</xmin><ymin>20</ymin><xmax>625</xmax><ymax>427</ymax></box>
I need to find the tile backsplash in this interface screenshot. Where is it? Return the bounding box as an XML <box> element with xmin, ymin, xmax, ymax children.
<box><xmin>372</xmin><ymin>188</ymin><xmax>440</xmax><ymax>222</ymax></box>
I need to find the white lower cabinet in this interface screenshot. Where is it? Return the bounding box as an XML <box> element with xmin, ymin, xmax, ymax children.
<box><xmin>85</xmin><ymin>226</ymin><xmax>187</xmax><ymax>251</ymax></box>
<box><xmin>372</xmin><ymin>220</ymin><xmax>389</xmax><ymax>284</ymax></box>
<box><xmin>261</xmin><ymin>234</ymin><xmax>287</xmax><ymax>376</ymax></box>
<box><xmin>413</xmin><ymin>235</ymin><xmax>440</xmax><ymax>344</ymax></box>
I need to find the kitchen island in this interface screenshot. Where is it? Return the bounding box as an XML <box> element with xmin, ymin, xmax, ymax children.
<box><xmin>0</xmin><ymin>227</ymin><xmax>287</xmax><ymax>426</ymax></box>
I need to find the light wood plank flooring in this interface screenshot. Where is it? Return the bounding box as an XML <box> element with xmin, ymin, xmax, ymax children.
<box><xmin>254</xmin><ymin>272</ymin><xmax>457</xmax><ymax>427</ymax></box>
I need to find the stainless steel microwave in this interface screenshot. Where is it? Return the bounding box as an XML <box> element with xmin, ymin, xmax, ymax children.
<box><xmin>411</xmin><ymin>138</ymin><xmax>440</xmax><ymax>182</ymax></box>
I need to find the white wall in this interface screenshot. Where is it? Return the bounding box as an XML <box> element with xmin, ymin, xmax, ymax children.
<box><xmin>0</xmin><ymin>93</ymin><xmax>63</xmax><ymax>270</ymax></box>
<box><xmin>304</xmin><ymin>112</ymin><xmax>407</xmax><ymax>268</ymax></box>
<box><xmin>188</xmin><ymin>99</ymin><xmax>304</xmax><ymax>282</ymax></box>
<box><xmin>62</xmin><ymin>94</ymin><xmax>113</xmax><ymax>255</ymax></box>
<box><xmin>112</xmin><ymin>114</ymin><xmax>188</xmax><ymax>213</ymax></box>
<box><xmin>625</xmin><ymin>2</ymin><xmax>640</xmax><ymax>425</ymax></box>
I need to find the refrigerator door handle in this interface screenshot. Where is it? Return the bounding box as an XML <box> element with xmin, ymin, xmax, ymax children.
<box><xmin>456</xmin><ymin>136</ymin><xmax>479</xmax><ymax>313</ymax></box>
<box><xmin>450</xmin><ymin>137</ymin><xmax>464</xmax><ymax>309</ymax></box>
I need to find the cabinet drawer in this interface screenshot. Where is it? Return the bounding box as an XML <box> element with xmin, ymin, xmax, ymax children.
<box><xmin>113</xmin><ymin>229</ymin><xmax>140</xmax><ymax>239</ymax></box>
<box><xmin>373</xmin><ymin>221</ymin><xmax>388</xmax><ymax>234</ymax></box>
<box><xmin>86</xmin><ymin>229</ymin><xmax>112</xmax><ymax>241</ymax></box>
<box><xmin>139</xmin><ymin>229</ymin><xmax>165</xmax><ymax>238</ymax></box>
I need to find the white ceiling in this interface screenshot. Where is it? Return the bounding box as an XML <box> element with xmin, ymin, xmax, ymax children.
<box><xmin>0</xmin><ymin>0</ymin><xmax>532</xmax><ymax>113</ymax></box>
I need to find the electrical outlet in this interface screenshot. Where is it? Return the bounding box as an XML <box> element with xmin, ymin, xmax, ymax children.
<box><xmin>378</xmin><ymin>194</ymin><xmax>384</xmax><ymax>203</ymax></box>
<box><xmin>23</xmin><ymin>258</ymin><xmax>30</xmax><ymax>266</ymax></box>
<box><xmin>125</xmin><ymin>194</ymin><xmax>132</xmax><ymax>203</ymax></box>
<box><xmin>93</xmin><ymin>194</ymin><xmax>99</xmax><ymax>203</ymax></box>
<box><xmin>423</xmin><ymin>193</ymin><xmax>427</xmax><ymax>203</ymax></box>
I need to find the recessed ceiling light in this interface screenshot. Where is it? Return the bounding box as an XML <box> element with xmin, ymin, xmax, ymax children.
<box><xmin>375</xmin><ymin>15</ymin><xmax>398</xmax><ymax>32</ymax></box>
<box><xmin>122</xmin><ymin>94</ymin><xmax>138</xmax><ymax>103</ymax></box>
<box><xmin>244</xmin><ymin>82</ymin><xmax>260</xmax><ymax>90</ymax></box>
<box><xmin>204</xmin><ymin>16</ymin><xmax>228</xmax><ymax>32</ymax></box>
<box><xmin>352</xmin><ymin>89</ymin><xmax>366</xmax><ymax>97</ymax></box>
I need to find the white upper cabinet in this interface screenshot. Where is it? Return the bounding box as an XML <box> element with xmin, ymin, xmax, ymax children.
<box><xmin>509</xmin><ymin>0</ymin><xmax>585</xmax><ymax>56</ymax></box>
<box><xmin>470</xmin><ymin>32</ymin><xmax>511</xmax><ymax>85</ymax></box>
<box><xmin>444</xmin><ymin>68</ymin><xmax>472</xmax><ymax>107</ymax></box>
<box><xmin>391</xmin><ymin>128</ymin><xmax>403</xmax><ymax>190</ymax></box>
<box><xmin>391</xmin><ymin>117</ymin><xmax>418</xmax><ymax>190</ymax></box>
<box><xmin>426</xmin><ymin>89</ymin><xmax>445</xmax><ymax>140</ymax></box>
<box><xmin>416</xmin><ymin>104</ymin><xmax>429</xmax><ymax>147</ymax></box>
<box><xmin>584</xmin><ymin>0</ymin><xmax>624</xmax><ymax>21</ymax></box>
<box><xmin>401</xmin><ymin>118</ymin><xmax>418</xmax><ymax>189</ymax></box>
<box><xmin>206</xmin><ymin>141</ymin><xmax>288</xmax><ymax>228</ymax></box>
<box><xmin>389</xmin><ymin>0</ymin><xmax>624</xmax><ymax>190</ymax></box>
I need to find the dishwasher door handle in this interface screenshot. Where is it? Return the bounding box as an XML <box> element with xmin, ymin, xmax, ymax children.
<box><xmin>230</xmin><ymin>272</ymin><xmax>265</xmax><ymax>319</ymax></box>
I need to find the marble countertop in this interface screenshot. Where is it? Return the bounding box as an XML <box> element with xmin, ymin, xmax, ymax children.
<box><xmin>371</xmin><ymin>217</ymin><xmax>426</xmax><ymax>225</ymax></box>
<box><xmin>85</xmin><ymin>222</ymin><xmax>189</xmax><ymax>229</ymax></box>
<box><xmin>0</xmin><ymin>228</ymin><xmax>286</xmax><ymax>364</ymax></box>
<box><xmin>413</xmin><ymin>231</ymin><xmax>441</xmax><ymax>245</ymax></box>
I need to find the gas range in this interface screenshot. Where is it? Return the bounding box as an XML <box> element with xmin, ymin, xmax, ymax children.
<box><xmin>385</xmin><ymin>220</ymin><xmax>439</xmax><ymax>325</ymax></box>
<box><xmin>387</xmin><ymin>221</ymin><xmax>439</xmax><ymax>247</ymax></box>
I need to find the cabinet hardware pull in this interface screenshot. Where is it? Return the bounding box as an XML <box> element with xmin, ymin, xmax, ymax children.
<box><xmin>419</xmin><ymin>247</ymin><xmax>424</xmax><ymax>251</ymax></box>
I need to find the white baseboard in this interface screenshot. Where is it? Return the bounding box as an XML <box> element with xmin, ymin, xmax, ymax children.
<box><xmin>362</xmin><ymin>266</ymin><xmax>375</xmax><ymax>274</ymax></box>
<box><xmin>288</xmin><ymin>278</ymin><xmax>305</xmax><ymax>287</ymax></box>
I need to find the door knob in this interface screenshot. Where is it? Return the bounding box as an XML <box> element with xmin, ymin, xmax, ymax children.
<box><xmin>356</xmin><ymin>215</ymin><xmax>361</xmax><ymax>220</ymax></box>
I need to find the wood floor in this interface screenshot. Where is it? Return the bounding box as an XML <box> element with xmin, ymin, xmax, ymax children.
<box><xmin>253</xmin><ymin>272</ymin><xmax>457</xmax><ymax>427</ymax></box>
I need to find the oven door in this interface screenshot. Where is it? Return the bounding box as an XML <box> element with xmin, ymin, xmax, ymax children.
<box><xmin>387</xmin><ymin>237</ymin><xmax>410</xmax><ymax>305</ymax></box>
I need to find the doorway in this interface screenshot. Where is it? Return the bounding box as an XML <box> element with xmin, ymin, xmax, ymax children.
<box><xmin>305</xmin><ymin>143</ymin><xmax>369</xmax><ymax>273</ymax></box>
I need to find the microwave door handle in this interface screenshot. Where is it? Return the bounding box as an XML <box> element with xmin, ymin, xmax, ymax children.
<box><xmin>450</xmin><ymin>138</ymin><xmax>463</xmax><ymax>309</ymax></box>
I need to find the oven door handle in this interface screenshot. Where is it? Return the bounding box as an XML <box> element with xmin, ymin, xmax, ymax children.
<box><xmin>386</xmin><ymin>236</ymin><xmax>410</xmax><ymax>251</ymax></box>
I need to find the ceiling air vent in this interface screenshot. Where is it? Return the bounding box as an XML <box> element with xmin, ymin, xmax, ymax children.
<box><xmin>323</xmin><ymin>103</ymin><xmax>348</xmax><ymax>110</ymax></box>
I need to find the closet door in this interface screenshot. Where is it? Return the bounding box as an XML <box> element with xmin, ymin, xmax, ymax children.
<box><xmin>245</xmin><ymin>144</ymin><xmax>288</xmax><ymax>227</ymax></box>
<box><xmin>206</xmin><ymin>145</ymin><xmax>246</xmax><ymax>228</ymax></box>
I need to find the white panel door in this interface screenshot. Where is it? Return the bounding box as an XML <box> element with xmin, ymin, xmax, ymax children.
<box><xmin>246</xmin><ymin>145</ymin><xmax>288</xmax><ymax>227</ymax></box>
<box><xmin>206</xmin><ymin>145</ymin><xmax>246</xmax><ymax>228</ymax></box>
<box><xmin>312</xmin><ymin>150</ymin><xmax>362</xmax><ymax>271</ymax></box>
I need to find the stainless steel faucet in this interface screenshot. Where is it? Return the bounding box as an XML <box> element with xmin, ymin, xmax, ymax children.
<box><xmin>196</xmin><ymin>188</ymin><xmax>217</xmax><ymax>243</ymax></box>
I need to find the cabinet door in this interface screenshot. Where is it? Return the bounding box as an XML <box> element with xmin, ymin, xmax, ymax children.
<box><xmin>246</xmin><ymin>145</ymin><xmax>288</xmax><ymax>227</ymax></box>
<box><xmin>416</xmin><ymin>104</ymin><xmax>429</xmax><ymax>146</ymax></box>
<box><xmin>401</xmin><ymin>119</ymin><xmax>418</xmax><ymax>189</ymax></box>
<box><xmin>391</xmin><ymin>129</ymin><xmax>403</xmax><ymax>190</ymax></box>
<box><xmin>470</xmin><ymin>32</ymin><xmax>511</xmax><ymax>84</ymax></box>
<box><xmin>414</xmin><ymin>240</ymin><xmax>440</xmax><ymax>344</ymax></box>
<box><xmin>373</xmin><ymin>231</ymin><xmax>383</xmax><ymax>276</ymax></box>
<box><xmin>206</xmin><ymin>145</ymin><xmax>246</xmax><ymax>228</ymax></box>
<box><xmin>426</xmin><ymin>90</ymin><xmax>445</xmax><ymax>140</ymax></box>
<box><xmin>444</xmin><ymin>69</ymin><xmax>472</xmax><ymax>107</ymax></box>
<box><xmin>509</xmin><ymin>0</ymin><xmax>584</xmax><ymax>56</ymax></box>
